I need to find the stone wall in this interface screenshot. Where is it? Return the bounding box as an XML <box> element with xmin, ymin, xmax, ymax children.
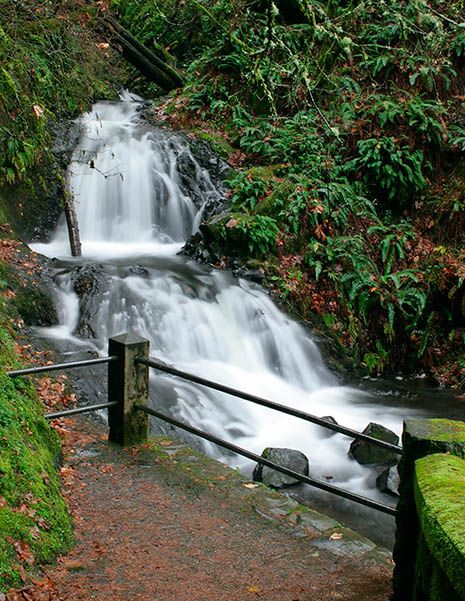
<box><xmin>392</xmin><ymin>418</ymin><xmax>465</xmax><ymax>601</ymax></box>
<box><xmin>413</xmin><ymin>454</ymin><xmax>465</xmax><ymax>601</ymax></box>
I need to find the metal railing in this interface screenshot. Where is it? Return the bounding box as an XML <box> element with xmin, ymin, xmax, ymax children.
<box><xmin>7</xmin><ymin>336</ymin><xmax>400</xmax><ymax>516</ymax></box>
<box><xmin>8</xmin><ymin>355</ymin><xmax>118</xmax><ymax>420</ymax></box>
<box><xmin>135</xmin><ymin>356</ymin><xmax>400</xmax><ymax>516</ymax></box>
<box><xmin>137</xmin><ymin>357</ymin><xmax>402</xmax><ymax>455</ymax></box>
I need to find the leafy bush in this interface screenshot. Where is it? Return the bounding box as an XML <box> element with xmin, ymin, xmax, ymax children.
<box><xmin>347</xmin><ymin>137</ymin><xmax>429</xmax><ymax>208</ymax></box>
<box><xmin>227</xmin><ymin>170</ymin><xmax>271</xmax><ymax>211</ymax></box>
<box><xmin>227</xmin><ymin>214</ymin><xmax>279</xmax><ymax>256</ymax></box>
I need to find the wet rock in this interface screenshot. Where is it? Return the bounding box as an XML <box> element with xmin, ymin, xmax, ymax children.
<box><xmin>309</xmin><ymin>527</ymin><xmax>377</xmax><ymax>558</ymax></box>
<box><xmin>348</xmin><ymin>422</ymin><xmax>399</xmax><ymax>466</ymax></box>
<box><xmin>376</xmin><ymin>465</ymin><xmax>400</xmax><ymax>497</ymax></box>
<box><xmin>319</xmin><ymin>416</ymin><xmax>338</xmax><ymax>438</ymax></box>
<box><xmin>253</xmin><ymin>447</ymin><xmax>309</xmax><ymax>488</ymax></box>
<box><xmin>233</xmin><ymin>267</ymin><xmax>265</xmax><ymax>284</ymax></box>
<box><xmin>71</xmin><ymin>265</ymin><xmax>111</xmax><ymax>338</ymax></box>
<box><xmin>126</xmin><ymin>265</ymin><xmax>149</xmax><ymax>278</ymax></box>
<box><xmin>174</xmin><ymin>137</ymin><xmax>229</xmax><ymax>218</ymax></box>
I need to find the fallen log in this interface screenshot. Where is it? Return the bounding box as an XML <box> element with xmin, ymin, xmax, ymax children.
<box><xmin>103</xmin><ymin>16</ymin><xmax>184</xmax><ymax>91</ymax></box>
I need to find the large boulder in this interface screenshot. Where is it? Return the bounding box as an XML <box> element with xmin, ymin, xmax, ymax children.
<box><xmin>348</xmin><ymin>422</ymin><xmax>399</xmax><ymax>466</ymax></box>
<box><xmin>253</xmin><ymin>447</ymin><xmax>309</xmax><ymax>488</ymax></box>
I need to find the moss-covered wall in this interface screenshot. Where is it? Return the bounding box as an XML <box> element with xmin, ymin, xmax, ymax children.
<box><xmin>414</xmin><ymin>454</ymin><xmax>465</xmax><ymax>601</ymax></box>
<box><xmin>393</xmin><ymin>418</ymin><xmax>465</xmax><ymax>601</ymax></box>
<box><xmin>0</xmin><ymin>307</ymin><xmax>73</xmax><ymax>591</ymax></box>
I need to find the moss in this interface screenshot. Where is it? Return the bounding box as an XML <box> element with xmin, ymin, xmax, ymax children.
<box><xmin>13</xmin><ymin>287</ymin><xmax>57</xmax><ymax>327</ymax></box>
<box><xmin>0</xmin><ymin>0</ymin><xmax>130</xmax><ymax>189</ymax></box>
<box><xmin>0</xmin><ymin>296</ymin><xmax>73</xmax><ymax>591</ymax></box>
<box><xmin>191</xmin><ymin>129</ymin><xmax>234</xmax><ymax>160</ymax></box>
<box><xmin>414</xmin><ymin>453</ymin><xmax>465</xmax><ymax>600</ymax></box>
<box><xmin>407</xmin><ymin>418</ymin><xmax>465</xmax><ymax>445</ymax></box>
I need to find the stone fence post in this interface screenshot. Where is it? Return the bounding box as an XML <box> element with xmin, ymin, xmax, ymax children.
<box><xmin>392</xmin><ymin>418</ymin><xmax>465</xmax><ymax>601</ymax></box>
<box><xmin>107</xmin><ymin>333</ymin><xmax>150</xmax><ymax>446</ymax></box>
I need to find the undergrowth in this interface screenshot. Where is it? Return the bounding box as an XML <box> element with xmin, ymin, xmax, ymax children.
<box><xmin>0</xmin><ymin>0</ymin><xmax>128</xmax><ymax>187</ymax></box>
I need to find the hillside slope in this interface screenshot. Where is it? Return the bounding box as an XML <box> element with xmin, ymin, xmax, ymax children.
<box><xmin>114</xmin><ymin>0</ymin><xmax>465</xmax><ymax>384</ymax></box>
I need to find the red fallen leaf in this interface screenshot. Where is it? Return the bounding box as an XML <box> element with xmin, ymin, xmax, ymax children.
<box><xmin>13</xmin><ymin>541</ymin><xmax>35</xmax><ymax>565</ymax></box>
<box><xmin>19</xmin><ymin>504</ymin><xmax>36</xmax><ymax>518</ymax></box>
<box><xmin>18</xmin><ymin>563</ymin><xmax>28</xmax><ymax>582</ymax></box>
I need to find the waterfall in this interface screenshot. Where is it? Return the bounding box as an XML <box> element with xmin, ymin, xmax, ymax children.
<box><xmin>32</xmin><ymin>94</ymin><xmax>407</xmax><ymax>507</ymax></box>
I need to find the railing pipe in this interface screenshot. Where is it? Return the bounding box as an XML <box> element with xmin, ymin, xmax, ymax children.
<box><xmin>136</xmin><ymin>403</ymin><xmax>397</xmax><ymax>516</ymax></box>
<box><xmin>136</xmin><ymin>357</ymin><xmax>402</xmax><ymax>454</ymax></box>
<box><xmin>45</xmin><ymin>401</ymin><xmax>118</xmax><ymax>420</ymax></box>
<box><xmin>7</xmin><ymin>356</ymin><xmax>118</xmax><ymax>378</ymax></box>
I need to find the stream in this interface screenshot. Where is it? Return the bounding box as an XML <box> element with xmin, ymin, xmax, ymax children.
<box><xmin>31</xmin><ymin>93</ymin><xmax>464</xmax><ymax>549</ymax></box>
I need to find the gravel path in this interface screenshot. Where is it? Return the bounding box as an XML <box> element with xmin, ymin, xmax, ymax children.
<box><xmin>45</xmin><ymin>419</ymin><xmax>393</xmax><ymax>601</ymax></box>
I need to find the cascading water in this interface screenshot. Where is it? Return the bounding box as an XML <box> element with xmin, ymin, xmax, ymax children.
<box><xmin>32</xmin><ymin>93</ymin><xmax>416</xmax><ymax>544</ymax></box>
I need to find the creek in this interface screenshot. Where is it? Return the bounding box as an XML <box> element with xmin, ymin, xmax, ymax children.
<box><xmin>31</xmin><ymin>93</ymin><xmax>463</xmax><ymax>548</ymax></box>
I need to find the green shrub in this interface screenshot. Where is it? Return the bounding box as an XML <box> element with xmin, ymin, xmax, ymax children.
<box><xmin>347</xmin><ymin>137</ymin><xmax>429</xmax><ymax>208</ymax></box>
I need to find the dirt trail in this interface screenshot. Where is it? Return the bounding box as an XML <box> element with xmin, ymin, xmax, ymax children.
<box><xmin>42</xmin><ymin>417</ymin><xmax>392</xmax><ymax>601</ymax></box>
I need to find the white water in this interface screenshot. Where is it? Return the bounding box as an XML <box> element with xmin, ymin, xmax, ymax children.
<box><xmin>32</xmin><ymin>95</ymin><xmax>407</xmax><ymax>506</ymax></box>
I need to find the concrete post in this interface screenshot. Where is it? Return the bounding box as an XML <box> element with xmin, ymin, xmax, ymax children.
<box><xmin>392</xmin><ymin>418</ymin><xmax>465</xmax><ymax>601</ymax></box>
<box><xmin>107</xmin><ymin>333</ymin><xmax>150</xmax><ymax>446</ymax></box>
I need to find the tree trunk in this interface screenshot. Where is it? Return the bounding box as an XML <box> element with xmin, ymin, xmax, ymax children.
<box><xmin>63</xmin><ymin>192</ymin><xmax>82</xmax><ymax>257</ymax></box>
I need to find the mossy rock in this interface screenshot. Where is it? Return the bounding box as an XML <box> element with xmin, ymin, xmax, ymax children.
<box><xmin>414</xmin><ymin>453</ymin><xmax>465</xmax><ymax>600</ymax></box>
<box><xmin>349</xmin><ymin>422</ymin><xmax>399</xmax><ymax>466</ymax></box>
<box><xmin>191</xmin><ymin>129</ymin><xmax>234</xmax><ymax>161</ymax></box>
<box><xmin>200</xmin><ymin>211</ymin><xmax>251</xmax><ymax>260</ymax></box>
<box><xmin>404</xmin><ymin>418</ymin><xmax>465</xmax><ymax>452</ymax></box>
<box><xmin>13</xmin><ymin>287</ymin><xmax>58</xmax><ymax>327</ymax></box>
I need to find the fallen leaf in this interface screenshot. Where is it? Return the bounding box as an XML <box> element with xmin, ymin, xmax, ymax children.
<box><xmin>329</xmin><ymin>532</ymin><xmax>343</xmax><ymax>541</ymax></box>
<box><xmin>32</xmin><ymin>105</ymin><xmax>44</xmax><ymax>119</ymax></box>
<box><xmin>14</xmin><ymin>540</ymin><xmax>35</xmax><ymax>565</ymax></box>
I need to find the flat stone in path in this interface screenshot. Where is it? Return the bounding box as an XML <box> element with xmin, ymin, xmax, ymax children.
<box><xmin>43</xmin><ymin>419</ymin><xmax>392</xmax><ymax>601</ymax></box>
